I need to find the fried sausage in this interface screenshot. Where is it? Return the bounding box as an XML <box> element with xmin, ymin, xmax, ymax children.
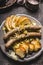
<box><xmin>5</xmin><ymin>32</ymin><xmax>41</xmax><ymax>48</ymax></box>
<box><xmin>3</xmin><ymin>26</ymin><xmax>41</xmax><ymax>40</ymax></box>
<box><xmin>3</xmin><ymin>27</ymin><xmax>19</xmax><ymax>40</ymax></box>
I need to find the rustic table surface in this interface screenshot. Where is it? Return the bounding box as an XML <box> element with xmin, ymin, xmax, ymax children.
<box><xmin>0</xmin><ymin>2</ymin><xmax>43</xmax><ymax>65</ymax></box>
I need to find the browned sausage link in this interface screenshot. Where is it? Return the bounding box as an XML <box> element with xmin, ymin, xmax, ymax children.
<box><xmin>3</xmin><ymin>26</ymin><xmax>41</xmax><ymax>40</ymax></box>
<box><xmin>3</xmin><ymin>27</ymin><xmax>19</xmax><ymax>40</ymax></box>
<box><xmin>5</xmin><ymin>32</ymin><xmax>41</xmax><ymax>48</ymax></box>
<box><xmin>5</xmin><ymin>34</ymin><xmax>25</xmax><ymax>48</ymax></box>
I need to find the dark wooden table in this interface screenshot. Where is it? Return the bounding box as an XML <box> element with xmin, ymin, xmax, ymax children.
<box><xmin>0</xmin><ymin>2</ymin><xmax>43</xmax><ymax>65</ymax></box>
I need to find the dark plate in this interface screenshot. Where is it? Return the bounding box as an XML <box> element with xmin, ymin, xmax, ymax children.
<box><xmin>0</xmin><ymin>0</ymin><xmax>16</xmax><ymax>10</ymax></box>
<box><xmin>0</xmin><ymin>14</ymin><xmax>43</xmax><ymax>62</ymax></box>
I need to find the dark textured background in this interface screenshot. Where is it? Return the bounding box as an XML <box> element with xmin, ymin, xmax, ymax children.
<box><xmin>0</xmin><ymin>2</ymin><xmax>43</xmax><ymax>65</ymax></box>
